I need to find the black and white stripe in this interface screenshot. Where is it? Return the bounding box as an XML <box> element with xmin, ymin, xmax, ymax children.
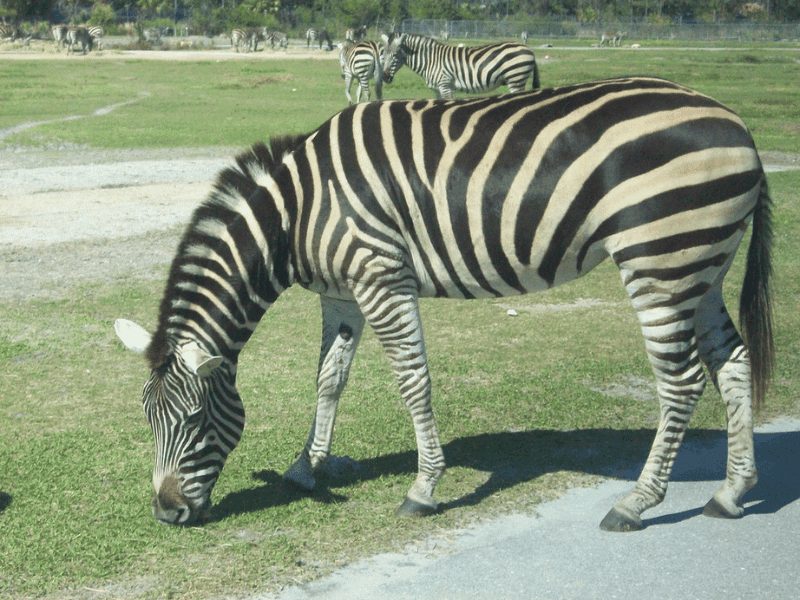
<box><xmin>86</xmin><ymin>25</ymin><xmax>104</xmax><ymax>50</ymax></box>
<box><xmin>306</xmin><ymin>27</ymin><xmax>333</xmax><ymax>50</ymax></box>
<box><xmin>117</xmin><ymin>77</ymin><xmax>773</xmax><ymax>532</ymax></box>
<box><xmin>381</xmin><ymin>32</ymin><xmax>540</xmax><ymax>99</ymax></box>
<box><xmin>339</xmin><ymin>40</ymin><xmax>384</xmax><ymax>104</ymax></box>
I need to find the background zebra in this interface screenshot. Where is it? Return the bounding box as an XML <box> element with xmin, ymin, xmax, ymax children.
<box><xmin>116</xmin><ymin>77</ymin><xmax>773</xmax><ymax>533</ymax></box>
<box><xmin>600</xmin><ymin>31</ymin><xmax>627</xmax><ymax>46</ymax></box>
<box><xmin>0</xmin><ymin>23</ymin><xmax>24</xmax><ymax>41</ymax></box>
<box><xmin>66</xmin><ymin>26</ymin><xmax>94</xmax><ymax>54</ymax></box>
<box><xmin>86</xmin><ymin>25</ymin><xmax>103</xmax><ymax>50</ymax></box>
<box><xmin>381</xmin><ymin>32</ymin><xmax>540</xmax><ymax>99</ymax></box>
<box><xmin>339</xmin><ymin>40</ymin><xmax>384</xmax><ymax>104</ymax></box>
<box><xmin>230</xmin><ymin>28</ymin><xmax>251</xmax><ymax>52</ymax></box>
<box><xmin>345</xmin><ymin>25</ymin><xmax>367</xmax><ymax>43</ymax></box>
<box><xmin>306</xmin><ymin>27</ymin><xmax>333</xmax><ymax>50</ymax></box>
<box><xmin>266</xmin><ymin>30</ymin><xmax>288</xmax><ymax>49</ymax></box>
<box><xmin>51</xmin><ymin>24</ymin><xmax>67</xmax><ymax>48</ymax></box>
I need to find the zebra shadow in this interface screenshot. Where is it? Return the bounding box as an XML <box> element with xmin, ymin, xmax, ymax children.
<box><xmin>211</xmin><ymin>427</ymin><xmax>800</xmax><ymax>523</ymax></box>
<box><xmin>635</xmin><ymin>427</ymin><xmax>800</xmax><ymax>527</ymax></box>
<box><xmin>0</xmin><ymin>491</ymin><xmax>11</xmax><ymax>514</ymax></box>
<box><xmin>209</xmin><ymin>470</ymin><xmax>350</xmax><ymax>523</ymax></box>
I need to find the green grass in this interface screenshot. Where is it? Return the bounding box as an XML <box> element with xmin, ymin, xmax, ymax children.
<box><xmin>1</xmin><ymin>47</ymin><xmax>799</xmax><ymax>599</ymax></box>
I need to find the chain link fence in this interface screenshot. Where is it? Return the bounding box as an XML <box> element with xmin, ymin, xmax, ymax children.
<box><xmin>377</xmin><ymin>18</ymin><xmax>800</xmax><ymax>44</ymax></box>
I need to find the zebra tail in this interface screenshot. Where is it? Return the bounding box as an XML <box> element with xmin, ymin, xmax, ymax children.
<box><xmin>740</xmin><ymin>177</ymin><xmax>775</xmax><ymax>410</ymax></box>
<box><xmin>532</xmin><ymin>59</ymin><xmax>540</xmax><ymax>90</ymax></box>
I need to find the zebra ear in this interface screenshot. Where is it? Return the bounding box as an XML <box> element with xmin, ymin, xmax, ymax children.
<box><xmin>181</xmin><ymin>342</ymin><xmax>224</xmax><ymax>378</ymax></box>
<box><xmin>115</xmin><ymin>319</ymin><xmax>152</xmax><ymax>354</ymax></box>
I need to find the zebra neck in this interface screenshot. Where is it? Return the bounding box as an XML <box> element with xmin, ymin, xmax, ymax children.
<box><xmin>147</xmin><ymin>189</ymin><xmax>293</xmax><ymax>370</ymax></box>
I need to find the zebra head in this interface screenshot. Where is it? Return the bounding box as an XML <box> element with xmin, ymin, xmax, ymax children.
<box><xmin>380</xmin><ymin>33</ymin><xmax>407</xmax><ymax>83</ymax></box>
<box><xmin>115</xmin><ymin>319</ymin><xmax>244</xmax><ymax>526</ymax></box>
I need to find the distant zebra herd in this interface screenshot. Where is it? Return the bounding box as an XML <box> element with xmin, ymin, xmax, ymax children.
<box><xmin>336</xmin><ymin>30</ymin><xmax>540</xmax><ymax>105</ymax></box>
<box><xmin>230</xmin><ymin>27</ymin><xmax>288</xmax><ymax>53</ymax></box>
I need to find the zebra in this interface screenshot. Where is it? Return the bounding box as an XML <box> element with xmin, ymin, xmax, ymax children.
<box><xmin>520</xmin><ymin>30</ymin><xmax>528</xmax><ymax>45</ymax></box>
<box><xmin>230</xmin><ymin>28</ymin><xmax>245</xmax><ymax>52</ymax></box>
<box><xmin>600</xmin><ymin>31</ymin><xmax>627</xmax><ymax>46</ymax></box>
<box><xmin>381</xmin><ymin>33</ymin><xmax>540</xmax><ymax>100</ymax></box>
<box><xmin>345</xmin><ymin>25</ymin><xmax>367</xmax><ymax>43</ymax></box>
<box><xmin>339</xmin><ymin>40</ymin><xmax>384</xmax><ymax>105</ymax></box>
<box><xmin>266</xmin><ymin>30</ymin><xmax>288</xmax><ymax>49</ymax></box>
<box><xmin>0</xmin><ymin>23</ymin><xmax>24</xmax><ymax>41</ymax></box>
<box><xmin>51</xmin><ymin>24</ymin><xmax>68</xmax><ymax>49</ymax></box>
<box><xmin>87</xmin><ymin>25</ymin><xmax>104</xmax><ymax>49</ymax></box>
<box><xmin>306</xmin><ymin>27</ymin><xmax>333</xmax><ymax>50</ymax></box>
<box><xmin>115</xmin><ymin>77</ymin><xmax>774</xmax><ymax>531</ymax></box>
<box><xmin>66</xmin><ymin>26</ymin><xmax>94</xmax><ymax>54</ymax></box>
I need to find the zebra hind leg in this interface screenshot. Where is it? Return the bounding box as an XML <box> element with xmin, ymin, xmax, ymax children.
<box><xmin>695</xmin><ymin>287</ymin><xmax>758</xmax><ymax>519</ymax></box>
<box><xmin>357</xmin><ymin>285</ymin><xmax>444</xmax><ymax>516</ymax></box>
<box><xmin>283</xmin><ymin>297</ymin><xmax>365</xmax><ymax>491</ymax></box>
<box><xmin>600</xmin><ymin>303</ymin><xmax>707</xmax><ymax>531</ymax></box>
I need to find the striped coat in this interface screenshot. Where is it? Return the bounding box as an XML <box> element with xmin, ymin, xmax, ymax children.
<box><xmin>117</xmin><ymin>77</ymin><xmax>773</xmax><ymax>531</ymax></box>
<box><xmin>381</xmin><ymin>32</ymin><xmax>540</xmax><ymax>99</ymax></box>
<box><xmin>339</xmin><ymin>40</ymin><xmax>384</xmax><ymax>104</ymax></box>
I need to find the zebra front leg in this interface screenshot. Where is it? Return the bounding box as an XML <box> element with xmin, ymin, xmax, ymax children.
<box><xmin>696</xmin><ymin>290</ymin><xmax>758</xmax><ymax>519</ymax></box>
<box><xmin>600</xmin><ymin>320</ymin><xmax>706</xmax><ymax>531</ymax></box>
<box><xmin>284</xmin><ymin>297</ymin><xmax>365</xmax><ymax>491</ymax></box>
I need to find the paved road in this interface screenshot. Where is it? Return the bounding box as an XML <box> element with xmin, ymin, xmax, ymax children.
<box><xmin>259</xmin><ymin>418</ymin><xmax>800</xmax><ymax>600</ymax></box>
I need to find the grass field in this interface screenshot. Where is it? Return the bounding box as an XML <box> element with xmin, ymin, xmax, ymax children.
<box><xmin>1</xmin><ymin>44</ymin><xmax>799</xmax><ymax>599</ymax></box>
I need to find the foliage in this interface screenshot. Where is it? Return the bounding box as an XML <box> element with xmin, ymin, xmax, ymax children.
<box><xmin>88</xmin><ymin>2</ymin><xmax>116</xmax><ymax>29</ymax></box>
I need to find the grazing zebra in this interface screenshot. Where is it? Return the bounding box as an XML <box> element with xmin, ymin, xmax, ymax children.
<box><xmin>88</xmin><ymin>25</ymin><xmax>104</xmax><ymax>48</ymax></box>
<box><xmin>66</xmin><ymin>26</ymin><xmax>94</xmax><ymax>54</ymax></box>
<box><xmin>600</xmin><ymin>31</ymin><xmax>627</xmax><ymax>46</ymax></box>
<box><xmin>345</xmin><ymin>25</ymin><xmax>367</xmax><ymax>43</ymax></box>
<box><xmin>115</xmin><ymin>77</ymin><xmax>774</xmax><ymax>532</ymax></box>
<box><xmin>381</xmin><ymin>33</ymin><xmax>540</xmax><ymax>99</ymax></box>
<box><xmin>339</xmin><ymin>41</ymin><xmax>384</xmax><ymax>104</ymax></box>
<box><xmin>306</xmin><ymin>27</ymin><xmax>333</xmax><ymax>50</ymax></box>
<box><xmin>266</xmin><ymin>30</ymin><xmax>288</xmax><ymax>49</ymax></box>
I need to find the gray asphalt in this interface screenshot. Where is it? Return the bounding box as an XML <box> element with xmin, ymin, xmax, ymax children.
<box><xmin>259</xmin><ymin>418</ymin><xmax>800</xmax><ymax>600</ymax></box>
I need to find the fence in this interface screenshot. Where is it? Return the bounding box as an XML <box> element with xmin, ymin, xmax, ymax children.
<box><xmin>380</xmin><ymin>18</ymin><xmax>800</xmax><ymax>44</ymax></box>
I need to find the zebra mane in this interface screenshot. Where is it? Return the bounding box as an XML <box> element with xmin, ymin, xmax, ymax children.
<box><xmin>145</xmin><ymin>134</ymin><xmax>307</xmax><ymax>370</ymax></box>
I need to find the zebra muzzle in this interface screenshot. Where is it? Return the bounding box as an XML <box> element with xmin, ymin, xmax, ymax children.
<box><xmin>152</xmin><ymin>476</ymin><xmax>210</xmax><ymax>525</ymax></box>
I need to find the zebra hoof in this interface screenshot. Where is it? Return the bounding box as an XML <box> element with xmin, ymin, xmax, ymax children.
<box><xmin>702</xmin><ymin>497</ymin><xmax>743</xmax><ymax>519</ymax></box>
<box><xmin>396</xmin><ymin>496</ymin><xmax>438</xmax><ymax>517</ymax></box>
<box><xmin>599</xmin><ymin>507</ymin><xmax>643</xmax><ymax>532</ymax></box>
